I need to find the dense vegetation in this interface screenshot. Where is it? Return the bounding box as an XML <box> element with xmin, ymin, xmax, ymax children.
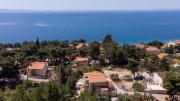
<box><xmin>163</xmin><ymin>67</ymin><xmax>180</xmax><ymax>101</ymax></box>
<box><xmin>132</xmin><ymin>82</ymin><xmax>145</xmax><ymax>92</ymax></box>
<box><xmin>118</xmin><ymin>93</ymin><xmax>154</xmax><ymax>101</ymax></box>
<box><xmin>0</xmin><ymin>34</ymin><xmax>179</xmax><ymax>101</ymax></box>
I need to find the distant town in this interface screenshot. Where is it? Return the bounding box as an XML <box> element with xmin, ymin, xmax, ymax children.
<box><xmin>0</xmin><ymin>34</ymin><xmax>180</xmax><ymax>101</ymax></box>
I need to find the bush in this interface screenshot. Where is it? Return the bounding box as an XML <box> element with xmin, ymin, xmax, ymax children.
<box><xmin>132</xmin><ymin>83</ymin><xmax>144</xmax><ymax>92</ymax></box>
<box><xmin>123</xmin><ymin>75</ymin><xmax>133</xmax><ymax>82</ymax></box>
<box><xmin>118</xmin><ymin>93</ymin><xmax>154</xmax><ymax>101</ymax></box>
<box><xmin>84</xmin><ymin>65</ymin><xmax>102</xmax><ymax>73</ymax></box>
<box><xmin>110</xmin><ymin>74</ymin><xmax>119</xmax><ymax>82</ymax></box>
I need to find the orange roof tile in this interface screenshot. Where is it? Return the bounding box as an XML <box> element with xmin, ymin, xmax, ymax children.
<box><xmin>74</xmin><ymin>57</ymin><xmax>89</xmax><ymax>62</ymax></box>
<box><xmin>28</xmin><ymin>62</ymin><xmax>47</xmax><ymax>70</ymax></box>
<box><xmin>135</xmin><ymin>44</ymin><xmax>145</xmax><ymax>49</ymax></box>
<box><xmin>146</xmin><ymin>46</ymin><xmax>160</xmax><ymax>52</ymax></box>
<box><xmin>174</xmin><ymin>40</ymin><xmax>180</xmax><ymax>45</ymax></box>
<box><xmin>84</xmin><ymin>71</ymin><xmax>107</xmax><ymax>83</ymax></box>
<box><xmin>158</xmin><ymin>53</ymin><xmax>167</xmax><ymax>59</ymax></box>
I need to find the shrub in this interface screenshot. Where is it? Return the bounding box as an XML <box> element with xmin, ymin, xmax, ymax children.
<box><xmin>123</xmin><ymin>75</ymin><xmax>133</xmax><ymax>82</ymax></box>
<box><xmin>132</xmin><ymin>83</ymin><xmax>144</xmax><ymax>92</ymax></box>
<box><xmin>110</xmin><ymin>74</ymin><xmax>119</xmax><ymax>82</ymax></box>
<box><xmin>118</xmin><ymin>93</ymin><xmax>154</xmax><ymax>101</ymax></box>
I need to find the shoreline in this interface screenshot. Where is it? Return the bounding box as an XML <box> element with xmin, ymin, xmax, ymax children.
<box><xmin>0</xmin><ymin>37</ymin><xmax>179</xmax><ymax>45</ymax></box>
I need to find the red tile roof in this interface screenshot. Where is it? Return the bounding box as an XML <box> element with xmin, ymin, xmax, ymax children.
<box><xmin>28</xmin><ymin>62</ymin><xmax>47</xmax><ymax>70</ymax></box>
<box><xmin>135</xmin><ymin>44</ymin><xmax>145</xmax><ymax>49</ymax></box>
<box><xmin>158</xmin><ymin>53</ymin><xmax>167</xmax><ymax>59</ymax></box>
<box><xmin>146</xmin><ymin>46</ymin><xmax>160</xmax><ymax>52</ymax></box>
<box><xmin>174</xmin><ymin>40</ymin><xmax>180</xmax><ymax>45</ymax></box>
<box><xmin>84</xmin><ymin>71</ymin><xmax>107</xmax><ymax>83</ymax></box>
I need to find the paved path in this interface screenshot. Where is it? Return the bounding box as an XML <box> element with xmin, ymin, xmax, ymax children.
<box><xmin>21</xmin><ymin>74</ymin><xmax>49</xmax><ymax>82</ymax></box>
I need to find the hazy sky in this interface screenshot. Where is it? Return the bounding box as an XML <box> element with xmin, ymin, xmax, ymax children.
<box><xmin>0</xmin><ymin>0</ymin><xmax>180</xmax><ymax>10</ymax></box>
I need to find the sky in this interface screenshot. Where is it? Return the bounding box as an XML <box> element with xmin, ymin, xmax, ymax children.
<box><xmin>0</xmin><ymin>0</ymin><xmax>180</xmax><ymax>10</ymax></box>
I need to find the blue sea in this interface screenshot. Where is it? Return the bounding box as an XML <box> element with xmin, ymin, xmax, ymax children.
<box><xmin>0</xmin><ymin>10</ymin><xmax>180</xmax><ymax>43</ymax></box>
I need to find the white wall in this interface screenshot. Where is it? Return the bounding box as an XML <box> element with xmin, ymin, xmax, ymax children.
<box><xmin>153</xmin><ymin>73</ymin><xmax>163</xmax><ymax>87</ymax></box>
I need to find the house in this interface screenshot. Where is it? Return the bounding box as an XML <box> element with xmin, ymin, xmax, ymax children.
<box><xmin>146</xmin><ymin>46</ymin><xmax>160</xmax><ymax>54</ymax></box>
<box><xmin>73</xmin><ymin>56</ymin><xmax>89</xmax><ymax>66</ymax></box>
<box><xmin>84</xmin><ymin>71</ymin><xmax>107</xmax><ymax>87</ymax></box>
<box><xmin>135</xmin><ymin>44</ymin><xmax>145</xmax><ymax>49</ymax></box>
<box><xmin>165</xmin><ymin>40</ymin><xmax>180</xmax><ymax>47</ymax></box>
<box><xmin>27</xmin><ymin>62</ymin><xmax>48</xmax><ymax>79</ymax></box>
<box><xmin>83</xmin><ymin>71</ymin><xmax>117</xmax><ymax>96</ymax></box>
<box><xmin>145</xmin><ymin>72</ymin><xmax>167</xmax><ymax>94</ymax></box>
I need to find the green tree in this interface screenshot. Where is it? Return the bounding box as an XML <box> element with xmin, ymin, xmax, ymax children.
<box><xmin>14</xmin><ymin>85</ymin><xmax>26</xmax><ymax>101</ymax></box>
<box><xmin>118</xmin><ymin>93</ymin><xmax>154</xmax><ymax>101</ymax></box>
<box><xmin>36</xmin><ymin>37</ymin><xmax>40</xmax><ymax>48</ymax></box>
<box><xmin>110</xmin><ymin>74</ymin><xmax>119</xmax><ymax>82</ymax></box>
<box><xmin>144</xmin><ymin>55</ymin><xmax>159</xmax><ymax>76</ymax></box>
<box><xmin>128</xmin><ymin>59</ymin><xmax>139</xmax><ymax>79</ymax></box>
<box><xmin>78</xmin><ymin>89</ymin><xmax>99</xmax><ymax>101</ymax></box>
<box><xmin>25</xmin><ymin>82</ymin><xmax>67</xmax><ymax>101</ymax></box>
<box><xmin>54</xmin><ymin>65</ymin><xmax>66</xmax><ymax>83</ymax></box>
<box><xmin>132</xmin><ymin>83</ymin><xmax>145</xmax><ymax>92</ymax></box>
<box><xmin>103</xmin><ymin>34</ymin><xmax>113</xmax><ymax>43</ymax></box>
<box><xmin>113</xmin><ymin>47</ymin><xmax>128</xmax><ymax>66</ymax></box>
<box><xmin>147</xmin><ymin>40</ymin><xmax>164</xmax><ymax>49</ymax></box>
<box><xmin>163</xmin><ymin>69</ymin><xmax>180</xmax><ymax>101</ymax></box>
<box><xmin>0</xmin><ymin>56</ymin><xmax>19</xmax><ymax>82</ymax></box>
<box><xmin>84</xmin><ymin>64</ymin><xmax>102</xmax><ymax>73</ymax></box>
<box><xmin>104</xmin><ymin>42</ymin><xmax>118</xmax><ymax>63</ymax></box>
<box><xmin>89</xmin><ymin>41</ymin><xmax>100</xmax><ymax>60</ymax></box>
<box><xmin>0</xmin><ymin>89</ymin><xmax>4</xmax><ymax>101</ymax></box>
<box><xmin>123</xmin><ymin>44</ymin><xmax>146</xmax><ymax>60</ymax></box>
<box><xmin>104</xmin><ymin>93</ymin><xmax>112</xmax><ymax>101</ymax></box>
<box><xmin>159</xmin><ymin>58</ymin><xmax>170</xmax><ymax>71</ymax></box>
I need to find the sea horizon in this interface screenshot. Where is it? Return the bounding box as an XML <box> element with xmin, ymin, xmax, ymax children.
<box><xmin>0</xmin><ymin>10</ymin><xmax>180</xmax><ymax>44</ymax></box>
<box><xmin>1</xmin><ymin>9</ymin><xmax>180</xmax><ymax>13</ymax></box>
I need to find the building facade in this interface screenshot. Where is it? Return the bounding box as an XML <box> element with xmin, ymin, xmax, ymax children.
<box><xmin>27</xmin><ymin>62</ymin><xmax>48</xmax><ymax>79</ymax></box>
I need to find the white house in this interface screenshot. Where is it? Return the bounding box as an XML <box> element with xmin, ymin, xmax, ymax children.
<box><xmin>145</xmin><ymin>72</ymin><xmax>167</xmax><ymax>94</ymax></box>
<box><xmin>166</xmin><ymin>40</ymin><xmax>180</xmax><ymax>47</ymax></box>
